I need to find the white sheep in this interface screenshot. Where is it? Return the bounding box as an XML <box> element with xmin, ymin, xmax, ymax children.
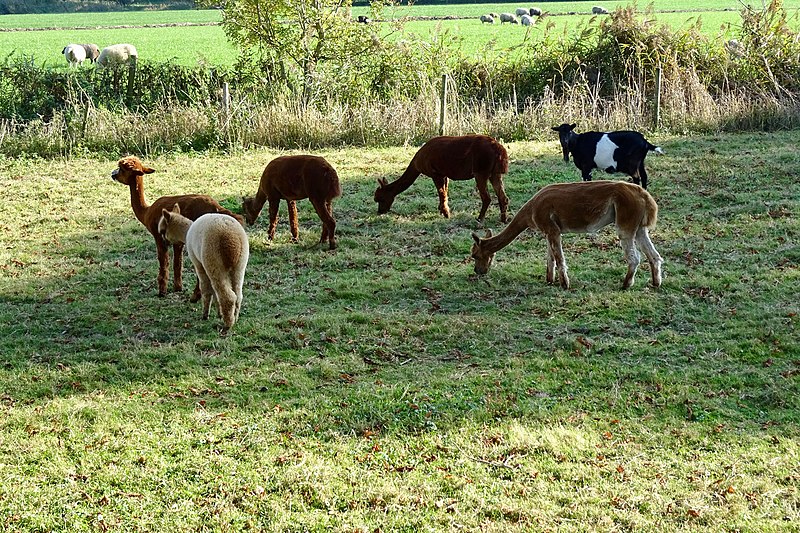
<box><xmin>97</xmin><ymin>44</ymin><xmax>138</xmax><ymax>68</ymax></box>
<box><xmin>499</xmin><ymin>13</ymin><xmax>519</xmax><ymax>24</ymax></box>
<box><xmin>592</xmin><ymin>6</ymin><xmax>609</xmax><ymax>14</ymax></box>
<box><xmin>520</xmin><ymin>14</ymin><xmax>533</xmax><ymax>26</ymax></box>
<box><xmin>480</xmin><ymin>14</ymin><xmax>495</xmax><ymax>24</ymax></box>
<box><xmin>62</xmin><ymin>44</ymin><xmax>86</xmax><ymax>67</ymax></box>
<box><xmin>515</xmin><ymin>7</ymin><xmax>529</xmax><ymax>17</ymax></box>
<box><xmin>81</xmin><ymin>44</ymin><xmax>100</xmax><ymax>63</ymax></box>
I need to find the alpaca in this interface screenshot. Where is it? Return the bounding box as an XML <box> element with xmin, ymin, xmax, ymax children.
<box><xmin>374</xmin><ymin>135</ymin><xmax>510</xmax><ymax>222</ymax></box>
<box><xmin>242</xmin><ymin>155</ymin><xmax>341</xmax><ymax>250</ymax></box>
<box><xmin>471</xmin><ymin>181</ymin><xmax>663</xmax><ymax>289</ymax></box>
<box><xmin>111</xmin><ymin>156</ymin><xmax>245</xmax><ymax>297</ymax></box>
<box><xmin>159</xmin><ymin>206</ymin><xmax>249</xmax><ymax>332</ymax></box>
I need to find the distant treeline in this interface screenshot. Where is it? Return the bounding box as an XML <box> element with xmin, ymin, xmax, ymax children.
<box><xmin>0</xmin><ymin>0</ymin><xmax>196</xmax><ymax>14</ymax></box>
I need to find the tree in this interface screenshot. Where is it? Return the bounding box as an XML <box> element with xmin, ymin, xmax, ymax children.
<box><xmin>205</xmin><ymin>0</ymin><xmax>397</xmax><ymax>103</ymax></box>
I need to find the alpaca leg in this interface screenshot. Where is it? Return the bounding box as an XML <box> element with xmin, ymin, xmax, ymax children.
<box><xmin>288</xmin><ymin>200</ymin><xmax>299</xmax><ymax>243</ymax></box>
<box><xmin>636</xmin><ymin>227</ymin><xmax>663</xmax><ymax>287</ymax></box>
<box><xmin>619</xmin><ymin>233</ymin><xmax>641</xmax><ymax>289</ymax></box>
<box><xmin>490</xmin><ymin>175</ymin><xmax>509</xmax><ymax>223</ymax></box>
<box><xmin>548</xmin><ymin>233</ymin><xmax>569</xmax><ymax>289</ymax></box>
<box><xmin>172</xmin><ymin>243</ymin><xmax>184</xmax><ymax>292</ymax></box>
<box><xmin>156</xmin><ymin>239</ymin><xmax>170</xmax><ymax>296</ymax></box>
<box><xmin>310</xmin><ymin>198</ymin><xmax>337</xmax><ymax>250</ymax></box>
<box><xmin>545</xmin><ymin>239</ymin><xmax>557</xmax><ymax>285</ymax></box>
<box><xmin>267</xmin><ymin>198</ymin><xmax>280</xmax><ymax>241</ymax></box>
<box><xmin>433</xmin><ymin>176</ymin><xmax>450</xmax><ymax>218</ymax></box>
<box><xmin>194</xmin><ymin>264</ymin><xmax>213</xmax><ymax>320</ymax></box>
<box><xmin>475</xmin><ymin>176</ymin><xmax>492</xmax><ymax>222</ymax></box>
<box><xmin>211</xmin><ymin>278</ymin><xmax>238</xmax><ymax>331</ymax></box>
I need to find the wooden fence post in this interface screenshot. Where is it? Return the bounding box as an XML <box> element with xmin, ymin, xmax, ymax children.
<box><xmin>438</xmin><ymin>74</ymin><xmax>447</xmax><ymax>136</ymax></box>
<box><xmin>654</xmin><ymin>66</ymin><xmax>662</xmax><ymax>128</ymax></box>
<box><xmin>126</xmin><ymin>59</ymin><xmax>137</xmax><ymax>106</ymax></box>
<box><xmin>221</xmin><ymin>82</ymin><xmax>231</xmax><ymax>147</ymax></box>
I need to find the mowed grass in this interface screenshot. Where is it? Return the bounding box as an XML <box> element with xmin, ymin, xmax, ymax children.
<box><xmin>2</xmin><ymin>1</ymin><xmax>799</xmax><ymax>66</ymax></box>
<box><xmin>0</xmin><ymin>131</ymin><xmax>798</xmax><ymax>530</ymax></box>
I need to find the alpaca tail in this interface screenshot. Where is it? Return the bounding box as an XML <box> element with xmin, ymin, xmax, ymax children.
<box><xmin>641</xmin><ymin>189</ymin><xmax>659</xmax><ymax>229</ymax></box>
<box><xmin>488</xmin><ymin>137</ymin><xmax>509</xmax><ymax>175</ymax></box>
<box><xmin>326</xmin><ymin>166</ymin><xmax>342</xmax><ymax>199</ymax></box>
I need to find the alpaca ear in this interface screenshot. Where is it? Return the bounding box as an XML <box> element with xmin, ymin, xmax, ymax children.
<box><xmin>569</xmin><ymin>123</ymin><xmax>577</xmax><ymax>130</ymax></box>
<box><xmin>142</xmin><ymin>166</ymin><xmax>155</xmax><ymax>174</ymax></box>
<box><xmin>161</xmin><ymin>208</ymin><xmax>171</xmax><ymax>221</ymax></box>
<box><xmin>485</xmin><ymin>229</ymin><xmax>493</xmax><ymax>238</ymax></box>
<box><xmin>377</xmin><ymin>177</ymin><xmax>388</xmax><ymax>187</ymax></box>
<box><xmin>171</xmin><ymin>203</ymin><xmax>181</xmax><ymax>214</ymax></box>
<box><xmin>471</xmin><ymin>232</ymin><xmax>482</xmax><ymax>245</ymax></box>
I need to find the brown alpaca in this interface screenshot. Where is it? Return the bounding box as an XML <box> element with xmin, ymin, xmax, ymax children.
<box><xmin>159</xmin><ymin>205</ymin><xmax>249</xmax><ymax>333</ymax></box>
<box><xmin>471</xmin><ymin>181</ymin><xmax>663</xmax><ymax>289</ymax></box>
<box><xmin>111</xmin><ymin>156</ymin><xmax>245</xmax><ymax>297</ymax></box>
<box><xmin>374</xmin><ymin>135</ymin><xmax>510</xmax><ymax>222</ymax></box>
<box><xmin>242</xmin><ymin>155</ymin><xmax>341</xmax><ymax>250</ymax></box>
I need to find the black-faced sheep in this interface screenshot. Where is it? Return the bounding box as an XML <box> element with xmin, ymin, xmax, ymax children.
<box><xmin>97</xmin><ymin>44</ymin><xmax>138</xmax><ymax>68</ymax></box>
<box><xmin>62</xmin><ymin>44</ymin><xmax>86</xmax><ymax>66</ymax></box>
<box><xmin>499</xmin><ymin>13</ymin><xmax>519</xmax><ymax>24</ymax></box>
<box><xmin>529</xmin><ymin>7</ymin><xmax>542</xmax><ymax>16</ymax></box>
<box><xmin>480</xmin><ymin>14</ymin><xmax>495</xmax><ymax>23</ymax></box>
<box><xmin>552</xmin><ymin>123</ymin><xmax>663</xmax><ymax>190</ymax></box>
<box><xmin>81</xmin><ymin>43</ymin><xmax>100</xmax><ymax>63</ymax></box>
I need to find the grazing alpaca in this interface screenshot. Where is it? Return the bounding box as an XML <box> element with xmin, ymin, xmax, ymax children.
<box><xmin>159</xmin><ymin>206</ymin><xmax>249</xmax><ymax>332</ymax></box>
<box><xmin>374</xmin><ymin>135</ymin><xmax>510</xmax><ymax>222</ymax></box>
<box><xmin>471</xmin><ymin>181</ymin><xmax>663</xmax><ymax>289</ymax></box>
<box><xmin>242</xmin><ymin>155</ymin><xmax>341</xmax><ymax>250</ymax></box>
<box><xmin>111</xmin><ymin>156</ymin><xmax>245</xmax><ymax>297</ymax></box>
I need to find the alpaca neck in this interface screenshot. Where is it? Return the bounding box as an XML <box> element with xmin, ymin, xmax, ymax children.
<box><xmin>384</xmin><ymin>161</ymin><xmax>421</xmax><ymax>197</ymax></box>
<box><xmin>481</xmin><ymin>213</ymin><xmax>529</xmax><ymax>254</ymax></box>
<box><xmin>128</xmin><ymin>177</ymin><xmax>150</xmax><ymax>224</ymax></box>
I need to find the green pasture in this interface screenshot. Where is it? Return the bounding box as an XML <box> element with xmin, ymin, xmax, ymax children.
<box><xmin>0</xmin><ymin>131</ymin><xmax>798</xmax><ymax>530</ymax></box>
<box><xmin>1</xmin><ymin>1</ymin><xmax>799</xmax><ymax>67</ymax></box>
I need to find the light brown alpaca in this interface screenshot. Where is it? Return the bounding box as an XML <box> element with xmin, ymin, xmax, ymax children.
<box><xmin>374</xmin><ymin>135</ymin><xmax>510</xmax><ymax>222</ymax></box>
<box><xmin>110</xmin><ymin>156</ymin><xmax>244</xmax><ymax>297</ymax></box>
<box><xmin>159</xmin><ymin>205</ymin><xmax>250</xmax><ymax>332</ymax></box>
<box><xmin>242</xmin><ymin>155</ymin><xmax>341</xmax><ymax>250</ymax></box>
<box><xmin>471</xmin><ymin>181</ymin><xmax>663</xmax><ymax>289</ymax></box>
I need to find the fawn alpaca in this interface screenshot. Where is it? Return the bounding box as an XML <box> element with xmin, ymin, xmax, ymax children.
<box><xmin>471</xmin><ymin>181</ymin><xmax>663</xmax><ymax>289</ymax></box>
<box><xmin>242</xmin><ymin>155</ymin><xmax>341</xmax><ymax>250</ymax></box>
<box><xmin>111</xmin><ymin>156</ymin><xmax>244</xmax><ymax>297</ymax></box>
<box><xmin>374</xmin><ymin>135</ymin><xmax>510</xmax><ymax>222</ymax></box>
<box><xmin>159</xmin><ymin>205</ymin><xmax>250</xmax><ymax>332</ymax></box>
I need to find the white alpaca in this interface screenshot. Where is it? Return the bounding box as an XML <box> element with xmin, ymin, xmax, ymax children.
<box><xmin>97</xmin><ymin>44</ymin><xmax>138</xmax><ymax>68</ymax></box>
<box><xmin>159</xmin><ymin>205</ymin><xmax>249</xmax><ymax>332</ymax></box>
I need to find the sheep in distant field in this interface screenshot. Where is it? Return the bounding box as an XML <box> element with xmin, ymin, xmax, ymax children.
<box><xmin>499</xmin><ymin>12</ymin><xmax>518</xmax><ymax>24</ymax></box>
<box><xmin>81</xmin><ymin>43</ymin><xmax>100</xmax><ymax>63</ymax></box>
<box><xmin>515</xmin><ymin>7</ymin><xmax>529</xmax><ymax>16</ymax></box>
<box><xmin>529</xmin><ymin>7</ymin><xmax>542</xmax><ymax>16</ymax></box>
<box><xmin>480</xmin><ymin>14</ymin><xmax>495</xmax><ymax>23</ymax></box>
<box><xmin>592</xmin><ymin>6</ymin><xmax>609</xmax><ymax>14</ymax></box>
<box><xmin>489</xmin><ymin>12</ymin><xmax>499</xmax><ymax>18</ymax></box>
<box><xmin>520</xmin><ymin>14</ymin><xmax>533</xmax><ymax>25</ymax></box>
<box><xmin>159</xmin><ymin>205</ymin><xmax>250</xmax><ymax>333</ymax></box>
<box><xmin>62</xmin><ymin>44</ymin><xmax>86</xmax><ymax>66</ymax></box>
<box><xmin>97</xmin><ymin>44</ymin><xmax>138</xmax><ymax>68</ymax></box>
<box><xmin>552</xmin><ymin>123</ymin><xmax>664</xmax><ymax>190</ymax></box>
<box><xmin>357</xmin><ymin>15</ymin><xmax>371</xmax><ymax>23</ymax></box>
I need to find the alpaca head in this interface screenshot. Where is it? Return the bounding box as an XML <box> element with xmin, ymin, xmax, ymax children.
<box><xmin>111</xmin><ymin>156</ymin><xmax>155</xmax><ymax>186</ymax></box>
<box><xmin>374</xmin><ymin>177</ymin><xmax>394</xmax><ymax>214</ymax></box>
<box><xmin>241</xmin><ymin>196</ymin><xmax>261</xmax><ymax>225</ymax></box>
<box><xmin>158</xmin><ymin>204</ymin><xmax>186</xmax><ymax>245</ymax></box>
<box><xmin>470</xmin><ymin>230</ymin><xmax>494</xmax><ymax>275</ymax></box>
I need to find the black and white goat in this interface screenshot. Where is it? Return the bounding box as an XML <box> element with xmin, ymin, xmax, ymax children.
<box><xmin>552</xmin><ymin>123</ymin><xmax>663</xmax><ymax>190</ymax></box>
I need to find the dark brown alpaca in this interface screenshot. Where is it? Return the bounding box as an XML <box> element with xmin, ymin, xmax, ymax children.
<box><xmin>111</xmin><ymin>156</ymin><xmax>245</xmax><ymax>297</ymax></box>
<box><xmin>242</xmin><ymin>155</ymin><xmax>342</xmax><ymax>250</ymax></box>
<box><xmin>374</xmin><ymin>135</ymin><xmax>510</xmax><ymax>222</ymax></box>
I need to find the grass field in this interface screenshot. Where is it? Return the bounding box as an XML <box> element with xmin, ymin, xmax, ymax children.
<box><xmin>1</xmin><ymin>1</ymin><xmax>798</xmax><ymax>66</ymax></box>
<box><xmin>0</xmin><ymin>131</ymin><xmax>798</xmax><ymax>530</ymax></box>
